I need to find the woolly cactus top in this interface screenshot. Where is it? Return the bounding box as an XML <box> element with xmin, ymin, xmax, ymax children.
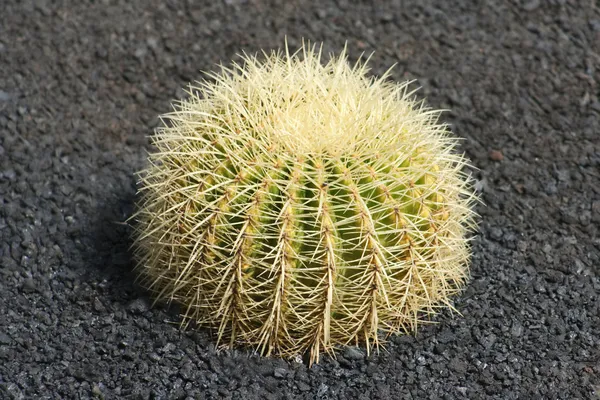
<box><xmin>133</xmin><ymin>42</ymin><xmax>478</xmax><ymax>364</ymax></box>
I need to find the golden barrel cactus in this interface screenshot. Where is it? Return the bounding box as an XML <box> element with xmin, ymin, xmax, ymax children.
<box><xmin>132</xmin><ymin>42</ymin><xmax>478</xmax><ymax>364</ymax></box>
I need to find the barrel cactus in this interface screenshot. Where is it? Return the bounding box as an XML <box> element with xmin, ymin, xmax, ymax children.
<box><xmin>132</xmin><ymin>42</ymin><xmax>478</xmax><ymax>364</ymax></box>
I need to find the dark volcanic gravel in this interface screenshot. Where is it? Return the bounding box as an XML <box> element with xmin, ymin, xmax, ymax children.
<box><xmin>1</xmin><ymin>1</ymin><xmax>599</xmax><ymax>399</ymax></box>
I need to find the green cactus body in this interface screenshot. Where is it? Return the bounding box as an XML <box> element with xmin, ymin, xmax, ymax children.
<box><xmin>133</xmin><ymin>42</ymin><xmax>478</xmax><ymax>364</ymax></box>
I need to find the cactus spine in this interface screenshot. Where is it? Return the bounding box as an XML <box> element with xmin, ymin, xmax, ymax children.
<box><xmin>132</xmin><ymin>42</ymin><xmax>478</xmax><ymax>364</ymax></box>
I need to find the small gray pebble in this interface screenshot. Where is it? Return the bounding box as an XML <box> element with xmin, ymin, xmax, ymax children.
<box><xmin>343</xmin><ymin>346</ymin><xmax>364</xmax><ymax>360</ymax></box>
<box><xmin>0</xmin><ymin>90</ymin><xmax>11</xmax><ymax>101</ymax></box>
<box><xmin>22</xmin><ymin>278</ymin><xmax>36</xmax><ymax>293</ymax></box>
<box><xmin>127</xmin><ymin>298</ymin><xmax>150</xmax><ymax>314</ymax></box>
<box><xmin>0</xmin><ymin>332</ymin><xmax>12</xmax><ymax>345</ymax></box>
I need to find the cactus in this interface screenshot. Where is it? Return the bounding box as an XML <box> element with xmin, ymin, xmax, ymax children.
<box><xmin>132</xmin><ymin>42</ymin><xmax>478</xmax><ymax>364</ymax></box>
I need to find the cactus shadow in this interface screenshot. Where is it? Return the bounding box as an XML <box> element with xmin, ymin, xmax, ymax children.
<box><xmin>83</xmin><ymin>181</ymin><xmax>193</xmax><ymax>324</ymax></box>
<box><xmin>83</xmin><ymin>186</ymin><xmax>142</xmax><ymax>302</ymax></box>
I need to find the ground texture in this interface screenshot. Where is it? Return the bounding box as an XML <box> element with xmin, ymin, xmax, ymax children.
<box><xmin>1</xmin><ymin>1</ymin><xmax>599</xmax><ymax>399</ymax></box>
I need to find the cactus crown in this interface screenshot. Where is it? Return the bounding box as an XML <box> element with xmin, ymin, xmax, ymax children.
<box><xmin>132</xmin><ymin>42</ymin><xmax>478</xmax><ymax>364</ymax></box>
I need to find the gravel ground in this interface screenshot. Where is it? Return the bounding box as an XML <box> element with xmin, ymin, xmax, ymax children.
<box><xmin>1</xmin><ymin>1</ymin><xmax>599</xmax><ymax>399</ymax></box>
